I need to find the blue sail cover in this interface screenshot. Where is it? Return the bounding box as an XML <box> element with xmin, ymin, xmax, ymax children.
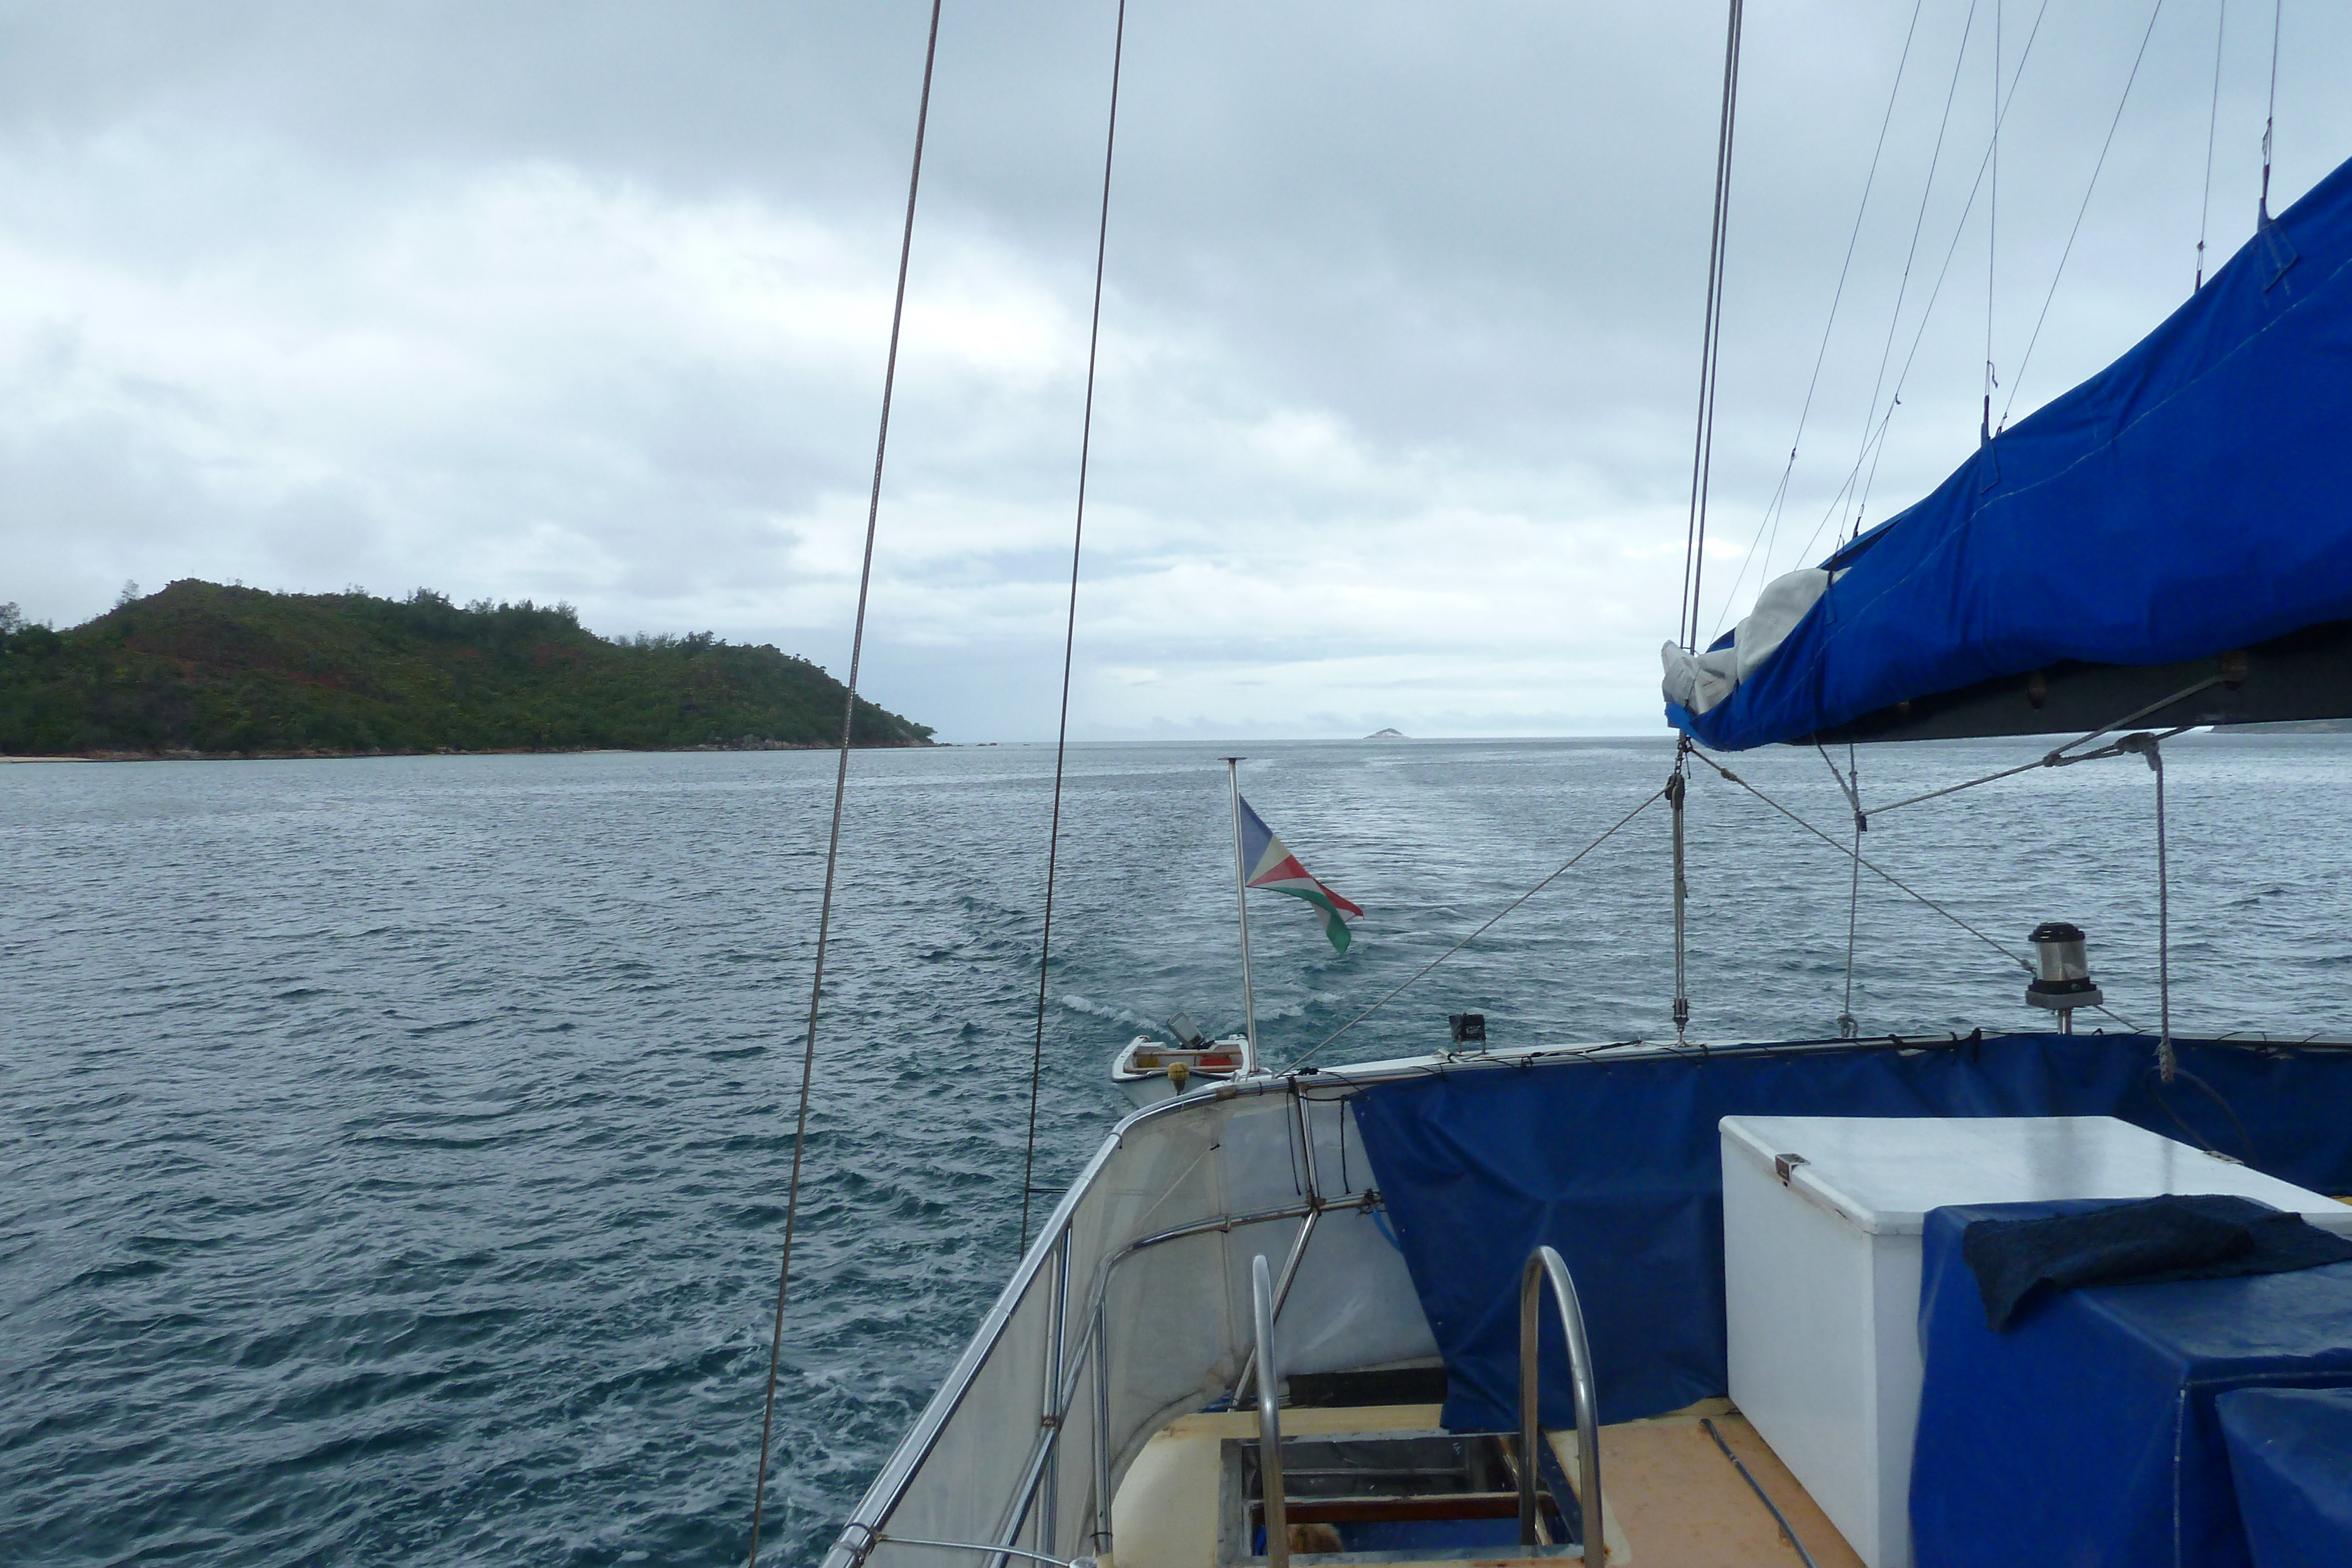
<box><xmin>1669</xmin><ymin>153</ymin><xmax>2352</xmax><ymax>751</ymax></box>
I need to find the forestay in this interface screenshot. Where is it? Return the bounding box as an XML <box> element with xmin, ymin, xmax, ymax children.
<box><xmin>1664</xmin><ymin>153</ymin><xmax>2352</xmax><ymax>751</ymax></box>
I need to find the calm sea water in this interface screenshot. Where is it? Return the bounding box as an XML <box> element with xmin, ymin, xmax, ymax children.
<box><xmin>6</xmin><ymin>734</ymin><xmax>2352</xmax><ymax>1564</ymax></box>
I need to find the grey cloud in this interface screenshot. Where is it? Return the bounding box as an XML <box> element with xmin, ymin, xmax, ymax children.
<box><xmin>3</xmin><ymin>1</ymin><xmax>2348</xmax><ymax>737</ymax></box>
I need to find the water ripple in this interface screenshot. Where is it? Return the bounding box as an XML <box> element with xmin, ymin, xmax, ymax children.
<box><xmin>6</xmin><ymin>737</ymin><xmax>2352</xmax><ymax>1563</ymax></box>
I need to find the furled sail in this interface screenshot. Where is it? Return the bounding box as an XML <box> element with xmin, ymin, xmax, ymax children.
<box><xmin>1664</xmin><ymin>153</ymin><xmax>2352</xmax><ymax>750</ymax></box>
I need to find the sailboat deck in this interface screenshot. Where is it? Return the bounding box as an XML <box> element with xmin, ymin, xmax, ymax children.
<box><xmin>1110</xmin><ymin>1398</ymin><xmax>1863</xmax><ymax>1568</ymax></box>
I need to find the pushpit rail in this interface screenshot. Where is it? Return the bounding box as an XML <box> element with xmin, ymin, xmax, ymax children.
<box><xmin>1250</xmin><ymin>1253</ymin><xmax>1289</xmax><ymax>1568</ymax></box>
<box><xmin>1518</xmin><ymin>1246</ymin><xmax>1602</xmax><ymax>1557</ymax></box>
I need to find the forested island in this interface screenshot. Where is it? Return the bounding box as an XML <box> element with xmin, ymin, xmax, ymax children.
<box><xmin>0</xmin><ymin>580</ymin><xmax>933</xmax><ymax>758</ymax></box>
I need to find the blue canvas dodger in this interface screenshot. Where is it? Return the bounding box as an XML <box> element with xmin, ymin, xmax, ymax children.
<box><xmin>1668</xmin><ymin>152</ymin><xmax>2352</xmax><ymax>751</ymax></box>
<box><xmin>1349</xmin><ymin>1035</ymin><xmax>2352</xmax><ymax>1436</ymax></box>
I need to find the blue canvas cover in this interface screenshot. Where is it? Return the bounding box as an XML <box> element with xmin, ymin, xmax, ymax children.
<box><xmin>1668</xmin><ymin>153</ymin><xmax>2352</xmax><ymax>751</ymax></box>
<box><xmin>2219</xmin><ymin>1386</ymin><xmax>2352</xmax><ymax>1568</ymax></box>
<box><xmin>1911</xmin><ymin>1201</ymin><xmax>2352</xmax><ymax>1568</ymax></box>
<box><xmin>1347</xmin><ymin>1035</ymin><xmax>2352</xmax><ymax>1435</ymax></box>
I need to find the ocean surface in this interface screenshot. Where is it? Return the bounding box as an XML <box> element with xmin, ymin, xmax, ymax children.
<box><xmin>7</xmin><ymin>733</ymin><xmax>2352</xmax><ymax>1565</ymax></box>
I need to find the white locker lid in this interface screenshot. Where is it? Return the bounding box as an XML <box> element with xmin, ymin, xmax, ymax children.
<box><xmin>1718</xmin><ymin>1114</ymin><xmax>2351</xmax><ymax>1237</ymax></box>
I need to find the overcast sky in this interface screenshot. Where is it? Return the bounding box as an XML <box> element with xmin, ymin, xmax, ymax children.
<box><xmin>5</xmin><ymin>1</ymin><xmax>2348</xmax><ymax>740</ymax></box>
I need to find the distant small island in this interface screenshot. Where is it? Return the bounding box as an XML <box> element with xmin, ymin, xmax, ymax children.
<box><xmin>0</xmin><ymin>580</ymin><xmax>933</xmax><ymax>759</ymax></box>
<box><xmin>1364</xmin><ymin>727</ymin><xmax>1409</xmax><ymax>740</ymax></box>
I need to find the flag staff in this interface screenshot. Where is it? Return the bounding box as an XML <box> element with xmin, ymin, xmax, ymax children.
<box><xmin>1222</xmin><ymin>755</ymin><xmax>1262</xmax><ymax>1075</ymax></box>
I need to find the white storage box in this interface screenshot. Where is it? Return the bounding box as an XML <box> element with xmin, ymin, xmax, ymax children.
<box><xmin>1719</xmin><ymin>1114</ymin><xmax>2352</xmax><ymax>1568</ymax></box>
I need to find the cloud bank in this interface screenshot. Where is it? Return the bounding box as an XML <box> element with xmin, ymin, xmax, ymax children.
<box><xmin>4</xmin><ymin>1</ymin><xmax>2348</xmax><ymax>738</ymax></box>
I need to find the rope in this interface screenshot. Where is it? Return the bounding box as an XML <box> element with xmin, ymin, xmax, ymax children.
<box><xmin>1702</xmin><ymin>1419</ymin><xmax>1822</xmax><ymax>1568</ymax></box>
<box><xmin>1858</xmin><ymin>677</ymin><xmax>2219</xmax><ymax>819</ymax></box>
<box><xmin>1706</xmin><ymin>0</ymin><xmax>1925</xmax><ymax>638</ymax></box>
<box><xmin>1019</xmin><ymin>0</ymin><xmax>1127</xmax><ymax>1257</ymax></box>
<box><xmin>2197</xmin><ymin>0</ymin><xmax>2227</xmax><ymax>289</ymax></box>
<box><xmin>2123</xmin><ymin>734</ymin><xmax>2177</xmax><ymax>1080</ymax></box>
<box><xmin>1287</xmin><ymin>788</ymin><xmax>1667</xmax><ymax>1071</ymax></box>
<box><xmin>1815</xmin><ymin>739</ymin><xmax>1863</xmax><ymax>820</ymax></box>
<box><xmin>2002</xmin><ymin>0</ymin><xmax>2165</xmax><ymax>429</ymax></box>
<box><xmin>746</xmin><ymin>5</ymin><xmax>943</xmax><ymax>1563</ymax></box>
<box><xmin>2147</xmin><ymin>1066</ymin><xmax>2255</xmax><ymax>1164</ymax></box>
<box><xmin>1816</xmin><ymin>742</ymin><xmax>1865</xmax><ymax>1038</ymax></box>
<box><xmin>1679</xmin><ymin>0</ymin><xmax>1744</xmax><ymax>652</ymax></box>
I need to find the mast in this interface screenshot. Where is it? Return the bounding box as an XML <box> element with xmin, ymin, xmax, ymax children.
<box><xmin>1223</xmin><ymin>756</ymin><xmax>1262</xmax><ymax>1075</ymax></box>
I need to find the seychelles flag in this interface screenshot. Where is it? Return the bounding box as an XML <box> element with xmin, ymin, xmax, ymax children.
<box><xmin>1240</xmin><ymin>797</ymin><xmax>1364</xmax><ymax>952</ymax></box>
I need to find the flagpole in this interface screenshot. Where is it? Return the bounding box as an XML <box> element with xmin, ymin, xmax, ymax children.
<box><xmin>1222</xmin><ymin>756</ymin><xmax>1262</xmax><ymax>1076</ymax></box>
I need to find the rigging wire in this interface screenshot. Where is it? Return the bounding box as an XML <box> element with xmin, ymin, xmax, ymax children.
<box><xmin>2000</xmin><ymin>0</ymin><xmax>2167</xmax><ymax>429</ymax></box>
<box><xmin>1684</xmin><ymin>744</ymin><xmax>2033</xmax><ymax>974</ymax></box>
<box><xmin>2259</xmin><ymin>0</ymin><xmax>2282</xmax><ymax>225</ymax></box>
<box><xmin>1679</xmin><ymin>0</ymin><xmax>1745</xmax><ymax>653</ymax></box>
<box><xmin>1686</xmin><ymin>747</ymin><xmax>2149</xmax><ymax>1038</ymax></box>
<box><xmin>1983</xmin><ymin>0</ymin><xmax>2000</xmax><ymax>450</ymax></box>
<box><xmin>1018</xmin><ymin>0</ymin><xmax>1127</xmax><ymax>1258</ymax></box>
<box><xmin>1671</xmin><ymin>754</ymin><xmax>1692</xmax><ymax>1041</ymax></box>
<box><xmin>1789</xmin><ymin>0</ymin><xmax>2052</xmax><ymax>571</ymax></box>
<box><xmin>1287</xmin><ymin>788</ymin><xmax>1667</xmax><ymax>1071</ymax></box>
<box><xmin>745</xmin><ymin>5</ymin><xmax>945</xmax><ymax>1564</ymax></box>
<box><xmin>1706</xmin><ymin>0</ymin><xmax>1927</xmax><ymax>638</ymax></box>
<box><xmin>1816</xmin><ymin>741</ymin><xmax>1866</xmax><ymax>1038</ymax></box>
<box><xmin>1856</xmin><ymin>670</ymin><xmax>2220</xmax><ymax>820</ymax></box>
<box><xmin>2122</xmin><ymin>734</ymin><xmax>2177</xmax><ymax>1080</ymax></box>
<box><xmin>1855</xmin><ymin>1</ymin><xmax>2049</xmax><ymax>546</ymax></box>
<box><xmin>2196</xmin><ymin>0</ymin><xmax>2228</xmax><ymax>289</ymax></box>
<box><xmin>1808</xmin><ymin>0</ymin><xmax>1980</xmax><ymax>563</ymax></box>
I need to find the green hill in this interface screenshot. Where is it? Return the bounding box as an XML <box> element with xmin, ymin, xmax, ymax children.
<box><xmin>0</xmin><ymin>580</ymin><xmax>933</xmax><ymax>757</ymax></box>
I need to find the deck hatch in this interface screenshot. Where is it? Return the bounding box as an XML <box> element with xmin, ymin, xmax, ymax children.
<box><xmin>1218</xmin><ymin>1430</ymin><xmax>1586</xmax><ymax>1564</ymax></box>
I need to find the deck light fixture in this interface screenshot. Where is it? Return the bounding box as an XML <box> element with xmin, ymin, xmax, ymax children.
<box><xmin>2026</xmin><ymin>921</ymin><xmax>2103</xmax><ymax>1033</ymax></box>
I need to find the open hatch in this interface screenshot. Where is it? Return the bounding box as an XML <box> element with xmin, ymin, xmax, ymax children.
<box><xmin>1219</xmin><ymin>1429</ymin><xmax>1585</xmax><ymax>1563</ymax></box>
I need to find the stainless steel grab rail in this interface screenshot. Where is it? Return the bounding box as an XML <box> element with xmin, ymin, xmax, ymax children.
<box><xmin>1251</xmin><ymin>1253</ymin><xmax>1289</xmax><ymax>1568</ymax></box>
<box><xmin>1518</xmin><ymin>1246</ymin><xmax>1603</xmax><ymax>1559</ymax></box>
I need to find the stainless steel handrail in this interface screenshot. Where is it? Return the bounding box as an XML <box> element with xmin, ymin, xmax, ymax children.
<box><xmin>872</xmin><ymin>1535</ymin><xmax>1094</xmax><ymax>1568</ymax></box>
<box><xmin>1230</xmin><ymin>1208</ymin><xmax>1319</xmax><ymax>1402</ymax></box>
<box><xmin>1518</xmin><ymin>1246</ymin><xmax>1603</xmax><ymax>1560</ymax></box>
<box><xmin>1232</xmin><ymin>1096</ymin><xmax>1328</xmax><ymax>1403</ymax></box>
<box><xmin>1251</xmin><ymin>1253</ymin><xmax>1289</xmax><ymax>1568</ymax></box>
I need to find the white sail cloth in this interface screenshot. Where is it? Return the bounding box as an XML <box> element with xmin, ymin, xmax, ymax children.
<box><xmin>1661</xmin><ymin>567</ymin><xmax>1838</xmax><ymax>716</ymax></box>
